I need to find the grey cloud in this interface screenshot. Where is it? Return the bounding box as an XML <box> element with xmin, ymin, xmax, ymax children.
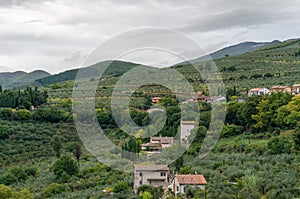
<box><xmin>0</xmin><ymin>0</ymin><xmax>299</xmax><ymax>73</ymax></box>
<box><xmin>178</xmin><ymin>9</ymin><xmax>292</xmax><ymax>32</ymax></box>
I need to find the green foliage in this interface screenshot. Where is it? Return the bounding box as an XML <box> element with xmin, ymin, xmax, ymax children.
<box><xmin>67</xmin><ymin>142</ymin><xmax>82</xmax><ymax>170</ymax></box>
<box><xmin>267</xmin><ymin>136</ymin><xmax>291</xmax><ymax>154</ymax></box>
<box><xmin>292</xmin><ymin>128</ymin><xmax>300</xmax><ymax>150</ymax></box>
<box><xmin>179</xmin><ymin>165</ymin><xmax>191</xmax><ymax>174</ymax></box>
<box><xmin>33</xmin><ymin>107</ymin><xmax>69</xmax><ymax>123</ymax></box>
<box><xmin>113</xmin><ymin>181</ymin><xmax>129</xmax><ymax>193</ymax></box>
<box><xmin>121</xmin><ymin>137</ymin><xmax>141</xmax><ymax>160</ymax></box>
<box><xmin>51</xmin><ymin>155</ymin><xmax>78</xmax><ymax>181</ymax></box>
<box><xmin>52</xmin><ymin>136</ymin><xmax>62</xmax><ymax>158</ymax></box>
<box><xmin>0</xmin><ymin>166</ymin><xmax>35</xmax><ymax>185</ymax></box>
<box><xmin>138</xmin><ymin>185</ymin><xmax>164</xmax><ymax>199</ymax></box>
<box><xmin>0</xmin><ymin>184</ymin><xmax>32</xmax><ymax>199</ymax></box>
<box><xmin>221</xmin><ymin>125</ymin><xmax>243</xmax><ymax>138</ymax></box>
<box><xmin>252</xmin><ymin>92</ymin><xmax>292</xmax><ymax>131</ymax></box>
<box><xmin>43</xmin><ymin>183</ymin><xmax>68</xmax><ymax>198</ymax></box>
<box><xmin>141</xmin><ymin>191</ymin><xmax>152</xmax><ymax>199</ymax></box>
<box><xmin>0</xmin><ymin>87</ymin><xmax>47</xmax><ymax>110</ymax></box>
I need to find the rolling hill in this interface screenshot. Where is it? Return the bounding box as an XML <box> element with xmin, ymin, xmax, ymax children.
<box><xmin>179</xmin><ymin>40</ymin><xmax>281</xmax><ymax>65</ymax></box>
<box><xmin>0</xmin><ymin>70</ymin><xmax>51</xmax><ymax>89</ymax></box>
<box><xmin>35</xmin><ymin>60</ymin><xmax>141</xmax><ymax>86</ymax></box>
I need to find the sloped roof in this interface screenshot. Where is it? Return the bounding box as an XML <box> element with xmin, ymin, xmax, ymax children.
<box><xmin>181</xmin><ymin>121</ymin><xmax>195</xmax><ymax>125</ymax></box>
<box><xmin>249</xmin><ymin>88</ymin><xmax>266</xmax><ymax>92</ymax></box>
<box><xmin>175</xmin><ymin>174</ymin><xmax>207</xmax><ymax>185</ymax></box>
<box><xmin>141</xmin><ymin>142</ymin><xmax>162</xmax><ymax>148</ymax></box>
<box><xmin>134</xmin><ymin>164</ymin><xmax>169</xmax><ymax>171</ymax></box>
<box><xmin>271</xmin><ymin>86</ymin><xmax>290</xmax><ymax>89</ymax></box>
<box><xmin>151</xmin><ymin>136</ymin><xmax>174</xmax><ymax>144</ymax></box>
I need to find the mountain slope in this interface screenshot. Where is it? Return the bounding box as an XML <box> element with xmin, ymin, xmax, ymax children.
<box><xmin>35</xmin><ymin>60</ymin><xmax>141</xmax><ymax>86</ymax></box>
<box><xmin>174</xmin><ymin>38</ymin><xmax>300</xmax><ymax>93</ymax></box>
<box><xmin>180</xmin><ymin>40</ymin><xmax>281</xmax><ymax>64</ymax></box>
<box><xmin>0</xmin><ymin>70</ymin><xmax>51</xmax><ymax>89</ymax></box>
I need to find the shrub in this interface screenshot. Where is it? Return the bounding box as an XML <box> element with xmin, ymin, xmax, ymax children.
<box><xmin>43</xmin><ymin>183</ymin><xmax>68</xmax><ymax>198</ymax></box>
<box><xmin>51</xmin><ymin>155</ymin><xmax>78</xmax><ymax>181</ymax></box>
<box><xmin>0</xmin><ymin>184</ymin><xmax>32</xmax><ymax>199</ymax></box>
<box><xmin>113</xmin><ymin>181</ymin><xmax>129</xmax><ymax>193</ymax></box>
<box><xmin>221</xmin><ymin>125</ymin><xmax>243</xmax><ymax>137</ymax></box>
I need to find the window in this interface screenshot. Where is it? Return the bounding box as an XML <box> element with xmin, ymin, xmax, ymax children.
<box><xmin>160</xmin><ymin>172</ymin><xmax>163</xmax><ymax>176</ymax></box>
<box><xmin>140</xmin><ymin>180</ymin><xmax>142</xmax><ymax>185</ymax></box>
<box><xmin>139</xmin><ymin>172</ymin><xmax>143</xmax><ymax>177</ymax></box>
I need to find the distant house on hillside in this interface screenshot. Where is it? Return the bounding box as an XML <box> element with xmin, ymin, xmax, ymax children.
<box><xmin>205</xmin><ymin>96</ymin><xmax>226</xmax><ymax>103</ymax></box>
<box><xmin>141</xmin><ymin>136</ymin><xmax>174</xmax><ymax>156</ymax></box>
<box><xmin>141</xmin><ymin>142</ymin><xmax>162</xmax><ymax>156</ymax></box>
<box><xmin>147</xmin><ymin>108</ymin><xmax>165</xmax><ymax>114</ymax></box>
<box><xmin>248</xmin><ymin>88</ymin><xmax>270</xmax><ymax>97</ymax></box>
<box><xmin>150</xmin><ymin>137</ymin><xmax>174</xmax><ymax>148</ymax></box>
<box><xmin>180</xmin><ymin>121</ymin><xmax>195</xmax><ymax>146</ymax></box>
<box><xmin>152</xmin><ymin>97</ymin><xmax>161</xmax><ymax>103</ymax></box>
<box><xmin>270</xmin><ymin>86</ymin><xmax>291</xmax><ymax>94</ymax></box>
<box><xmin>170</xmin><ymin>174</ymin><xmax>207</xmax><ymax>195</ymax></box>
<box><xmin>134</xmin><ymin>164</ymin><xmax>169</xmax><ymax>193</ymax></box>
<box><xmin>196</xmin><ymin>95</ymin><xmax>226</xmax><ymax>103</ymax></box>
<box><xmin>292</xmin><ymin>84</ymin><xmax>300</xmax><ymax>95</ymax></box>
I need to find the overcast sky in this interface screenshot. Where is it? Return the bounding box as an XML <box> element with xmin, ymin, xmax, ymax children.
<box><xmin>0</xmin><ymin>0</ymin><xmax>300</xmax><ymax>74</ymax></box>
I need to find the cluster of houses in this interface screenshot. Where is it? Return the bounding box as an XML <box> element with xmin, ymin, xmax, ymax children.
<box><xmin>134</xmin><ymin>164</ymin><xmax>207</xmax><ymax>196</ymax></box>
<box><xmin>134</xmin><ymin>121</ymin><xmax>203</xmax><ymax>195</ymax></box>
<box><xmin>248</xmin><ymin>84</ymin><xmax>300</xmax><ymax>97</ymax></box>
<box><xmin>141</xmin><ymin>120</ymin><xmax>195</xmax><ymax>156</ymax></box>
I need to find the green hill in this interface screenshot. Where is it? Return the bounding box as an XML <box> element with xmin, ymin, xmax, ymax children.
<box><xmin>179</xmin><ymin>40</ymin><xmax>281</xmax><ymax>65</ymax></box>
<box><xmin>35</xmin><ymin>60</ymin><xmax>141</xmax><ymax>86</ymax></box>
<box><xmin>0</xmin><ymin>38</ymin><xmax>300</xmax><ymax>199</ymax></box>
<box><xmin>0</xmin><ymin>70</ymin><xmax>50</xmax><ymax>89</ymax></box>
<box><xmin>174</xmin><ymin>38</ymin><xmax>300</xmax><ymax>94</ymax></box>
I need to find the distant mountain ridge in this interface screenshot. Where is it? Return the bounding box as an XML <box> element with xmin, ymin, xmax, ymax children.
<box><xmin>179</xmin><ymin>40</ymin><xmax>282</xmax><ymax>64</ymax></box>
<box><xmin>0</xmin><ymin>70</ymin><xmax>51</xmax><ymax>89</ymax></box>
<box><xmin>1</xmin><ymin>38</ymin><xmax>297</xmax><ymax>89</ymax></box>
<box><xmin>35</xmin><ymin>60</ymin><xmax>141</xmax><ymax>86</ymax></box>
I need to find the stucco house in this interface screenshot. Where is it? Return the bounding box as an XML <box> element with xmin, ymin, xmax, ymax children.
<box><xmin>152</xmin><ymin>97</ymin><xmax>161</xmax><ymax>103</ymax></box>
<box><xmin>180</xmin><ymin>121</ymin><xmax>195</xmax><ymax>146</ymax></box>
<box><xmin>205</xmin><ymin>96</ymin><xmax>226</xmax><ymax>103</ymax></box>
<box><xmin>141</xmin><ymin>142</ymin><xmax>162</xmax><ymax>156</ymax></box>
<box><xmin>150</xmin><ymin>137</ymin><xmax>174</xmax><ymax>148</ymax></box>
<box><xmin>248</xmin><ymin>88</ymin><xmax>270</xmax><ymax>97</ymax></box>
<box><xmin>292</xmin><ymin>84</ymin><xmax>300</xmax><ymax>95</ymax></box>
<box><xmin>270</xmin><ymin>86</ymin><xmax>291</xmax><ymax>93</ymax></box>
<box><xmin>134</xmin><ymin>164</ymin><xmax>169</xmax><ymax>193</ymax></box>
<box><xmin>141</xmin><ymin>136</ymin><xmax>174</xmax><ymax>156</ymax></box>
<box><xmin>170</xmin><ymin>174</ymin><xmax>207</xmax><ymax>195</ymax></box>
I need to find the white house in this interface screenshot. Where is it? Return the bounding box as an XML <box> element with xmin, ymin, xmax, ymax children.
<box><xmin>248</xmin><ymin>88</ymin><xmax>270</xmax><ymax>97</ymax></box>
<box><xmin>170</xmin><ymin>174</ymin><xmax>207</xmax><ymax>195</ymax></box>
<box><xmin>180</xmin><ymin>121</ymin><xmax>195</xmax><ymax>146</ymax></box>
<box><xmin>292</xmin><ymin>84</ymin><xmax>300</xmax><ymax>95</ymax></box>
<box><xmin>134</xmin><ymin>164</ymin><xmax>169</xmax><ymax>193</ymax></box>
<box><xmin>205</xmin><ymin>96</ymin><xmax>226</xmax><ymax>103</ymax></box>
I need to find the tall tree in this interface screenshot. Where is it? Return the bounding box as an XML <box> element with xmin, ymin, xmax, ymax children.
<box><xmin>52</xmin><ymin>136</ymin><xmax>62</xmax><ymax>158</ymax></box>
<box><xmin>67</xmin><ymin>142</ymin><xmax>82</xmax><ymax>170</ymax></box>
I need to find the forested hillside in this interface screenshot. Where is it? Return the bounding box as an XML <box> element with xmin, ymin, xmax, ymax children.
<box><xmin>0</xmin><ymin>39</ymin><xmax>299</xmax><ymax>199</ymax></box>
<box><xmin>0</xmin><ymin>70</ymin><xmax>50</xmax><ymax>89</ymax></box>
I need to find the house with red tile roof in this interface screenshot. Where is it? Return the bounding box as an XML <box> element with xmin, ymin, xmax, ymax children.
<box><xmin>270</xmin><ymin>86</ymin><xmax>291</xmax><ymax>94</ymax></box>
<box><xmin>170</xmin><ymin>174</ymin><xmax>207</xmax><ymax>195</ymax></box>
<box><xmin>248</xmin><ymin>88</ymin><xmax>270</xmax><ymax>97</ymax></box>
